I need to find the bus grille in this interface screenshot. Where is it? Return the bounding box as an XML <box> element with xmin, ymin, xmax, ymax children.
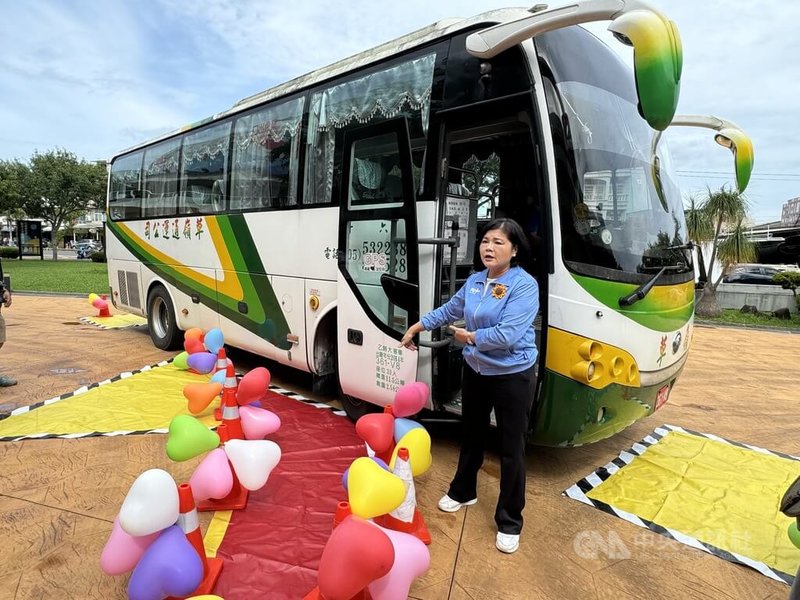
<box><xmin>117</xmin><ymin>270</ymin><xmax>141</xmax><ymax>309</ymax></box>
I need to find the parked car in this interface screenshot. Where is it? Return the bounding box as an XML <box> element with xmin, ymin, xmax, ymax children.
<box><xmin>75</xmin><ymin>240</ymin><xmax>103</xmax><ymax>259</ymax></box>
<box><xmin>722</xmin><ymin>272</ymin><xmax>783</xmax><ymax>285</ymax></box>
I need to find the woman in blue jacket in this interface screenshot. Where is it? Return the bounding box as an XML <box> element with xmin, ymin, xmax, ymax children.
<box><xmin>400</xmin><ymin>218</ymin><xmax>539</xmax><ymax>554</ymax></box>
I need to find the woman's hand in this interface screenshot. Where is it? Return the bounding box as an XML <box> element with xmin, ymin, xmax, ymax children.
<box><xmin>400</xmin><ymin>322</ymin><xmax>423</xmax><ymax>351</ymax></box>
<box><xmin>449</xmin><ymin>326</ymin><xmax>474</xmax><ymax>345</ymax></box>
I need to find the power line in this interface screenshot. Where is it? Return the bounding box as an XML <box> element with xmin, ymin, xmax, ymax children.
<box><xmin>677</xmin><ymin>169</ymin><xmax>800</xmax><ymax>177</ymax></box>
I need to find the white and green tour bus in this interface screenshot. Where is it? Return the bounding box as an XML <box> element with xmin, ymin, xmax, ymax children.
<box><xmin>105</xmin><ymin>1</ymin><xmax>752</xmax><ymax>446</ymax></box>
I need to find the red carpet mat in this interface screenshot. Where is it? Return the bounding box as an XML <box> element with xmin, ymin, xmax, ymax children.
<box><xmin>213</xmin><ymin>391</ymin><xmax>365</xmax><ymax>599</ymax></box>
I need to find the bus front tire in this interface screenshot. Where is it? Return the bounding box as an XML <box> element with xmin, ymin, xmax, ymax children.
<box><xmin>147</xmin><ymin>286</ymin><xmax>182</xmax><ymax>351</ymax></box>
<box><xmin>338</xmin><ymin>387</ymin><xmax>380</xmax><ymax>422</ymax></box>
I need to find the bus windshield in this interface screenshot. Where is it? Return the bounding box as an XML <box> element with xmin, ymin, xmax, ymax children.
<box><xmin>553</xmin><ymin>80</ymin><xmax>692</xmax><ymax>280</ymax></box>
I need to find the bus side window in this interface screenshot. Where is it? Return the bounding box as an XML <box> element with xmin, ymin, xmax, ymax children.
<box><xmin>109</xmin><ymin>152</ymin><xmax>143</xmax><ymax>221</ymax></box>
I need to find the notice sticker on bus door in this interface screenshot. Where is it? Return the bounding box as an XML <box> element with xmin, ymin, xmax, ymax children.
<box><xmin>655</xmin><ymin>384</ymin><xmax>670</xmax><ymax>411</ymax></box>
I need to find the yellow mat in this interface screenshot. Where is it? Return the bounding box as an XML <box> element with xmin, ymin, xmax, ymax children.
<box><xmin>80</xmin><ymin>313</ymin><xmax>149</xmax><ymax>329</ymax></box>
<box><xmin>565</xmin><ymin>425</ymin><xmax>800</xmax><ymax>583</ymax></box>
<box><xmin>0</xmin><ymin>362</ymin><xmax>218</xmax><ymax>440</ymax></box>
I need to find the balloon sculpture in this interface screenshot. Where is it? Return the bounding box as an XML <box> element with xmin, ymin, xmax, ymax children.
<box><xmin>305</xmin><ymin>382</ymin><xmax>434</xmax><ymax>599</ymax></box>
<box><xmin>88</xmin><ymin>292</ymin><xmax>111</xmax><ymax>317</ymax></box>
<box><xmin>354</xmin><ymin>382</ymin><xmax>433</xmax><ymax>544</ymax></box>
<box><xmin>101</xmin><ymin>469</ymin><xmax>223</xmax><ymax>599</ymax></box>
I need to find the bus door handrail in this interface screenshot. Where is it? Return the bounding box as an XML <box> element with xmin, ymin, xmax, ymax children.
<box><xmin>417</xmin><ymin>226</ymin><xmax>459</xmax><ymax>349</ymax></box>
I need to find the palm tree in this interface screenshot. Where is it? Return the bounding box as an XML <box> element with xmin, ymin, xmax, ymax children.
<box><xmin>695</xmin><ymin>186</ymin><xmax>750</xmax><ymax>317</ymax></box>
<box><xmin>716</xmin><ymin>219</ymin><xmax>756</xmax><ymax>279</ymax></box>
<box><xmin>683</xmin><ymin>194</ymin><xmax>713</xmax><ymax>285</ymax></box>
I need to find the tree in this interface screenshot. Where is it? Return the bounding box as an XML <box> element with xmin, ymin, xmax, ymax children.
<box><xmin>20</xmin><ymin>149</ymin><xmax>106</xmax><ymax>259</ymax></box>
<box><xmin>774</xmin><ymin>271</ymin><xmax>800</xmax><ymax>308</ymax></box>
<box><xmin>683</xmin><ymin>194</ymin><xmax>713</xmax><ymax>285</ymax></box>
<box><xmin>695</xmin><ymin>186</ymin><xmax>751</xmax><ymax>317</ymax></box>
<box><xmin>0</xmin><ymin>160</ymin><xmax>29</xmax><ymax>245</ymax></box>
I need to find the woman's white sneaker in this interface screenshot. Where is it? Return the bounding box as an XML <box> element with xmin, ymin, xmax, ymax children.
<box><xmin>437</xmin><ymin>494</ymin><xmax>477</xmax><ymax>513</ymax></box>
<box><xmin>496</xmin><ymin>532</ymin><xmax>520</xmax><ymax>554</ymax></box>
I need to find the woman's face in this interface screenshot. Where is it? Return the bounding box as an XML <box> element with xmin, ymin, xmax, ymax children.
<box><xmin>480</xmin><ymin>228</ymin><xmax>516</xmax><ymax>275</ymax></box>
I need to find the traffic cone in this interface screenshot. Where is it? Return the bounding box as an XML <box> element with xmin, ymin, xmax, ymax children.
<box><xmin>212</xmin><ymin>349</ymin><xmax>228</xmax><ymax>421</ymax></box>
<box><xmin>373</xmin><ymin>405</ymin><xmax>396</xmax><ymax>465</ymax></box>
<box><xmin>332</xmin><ymin>501</ymin><xmax>352</xmax><ymax>530</ymax></box>
<box><xmin>374</xmin><ymin>447</ymin><xmax>431</xmax><ymax>545</ymax></box>
<box><xmin>197</xmin><ymin>423</ymin><xmax>249</xmax><ymax>512</ymax></box>
<box><xmin>167</xmin><ymin>483</ymin><xmax>223</xmax><ymax>598</ymax></box>
<box><xmin>220</xmin><ymin>363</ymin><xmax>244</xmax><ymax>440</ymax></box>
<box><xmin>99</xmin><ymin>294</ymin><xmax>111</xmax><ymax>317</ymax></box>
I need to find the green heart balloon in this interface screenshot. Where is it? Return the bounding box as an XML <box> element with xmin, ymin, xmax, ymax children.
<box><xmin>173</xmin><ymin>351</ymin><xmax>189</xmax><ymax>370</ymax></box>
<box><xmin>166</xmin><ymin>415</ymin><xmax>220</xmax><ymax>462</ymax></box>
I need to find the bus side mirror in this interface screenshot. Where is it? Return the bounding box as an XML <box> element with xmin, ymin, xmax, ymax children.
<box><xmin>714</xmin><ymin>128</ymin><xmax>754</xmax><ymax>193</ymax></box>
<box><xmin>608</xmin><ymin>9</ymin><xmax>682</xmax><ymax>131</ymax></box>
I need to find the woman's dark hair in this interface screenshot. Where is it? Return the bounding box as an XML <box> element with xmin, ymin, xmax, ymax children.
<box><xmin>472</xmin><ymin>218</ymin><xmax>533</xmax><ymax>272</ymax></box>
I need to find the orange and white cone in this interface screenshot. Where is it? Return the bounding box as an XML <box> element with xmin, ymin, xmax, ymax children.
<box><xmin>173</xmin><ymin>483</ymin><xmax>223</xmax><ymax>595</ymax></box>
<box><xmin>374</xmin><ymin>447</ymin><xmax>431</xmax><ymax>544</ymax></box>
<box><xmin>197</xmin><ymin>423</ymin><xmax>249</xmax><ymax>512</ymax></box>
<box><xmin>220</xmin><ymin>363</ymin><xmax>244</xmax><ymax>440</ymax></box>
<box><xmin>213</xmin><ymin>349</ymin><xmax>229</xmax><ymax>421</ymax></box>
<box><xmin>213</xmin><ymin>348</ymin><xmax>228</xmax><ymax>375</ymax></box>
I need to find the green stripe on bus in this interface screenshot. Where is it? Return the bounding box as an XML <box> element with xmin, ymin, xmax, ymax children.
<box><xmin>572</xmin><ymin>274</ymin><xmax>694</xmax><ymax>332</ymax></box>
<box><xmin>107</xmin><ymin>219</ymin><xmax>292</xmax><ymax>350</ymax></box>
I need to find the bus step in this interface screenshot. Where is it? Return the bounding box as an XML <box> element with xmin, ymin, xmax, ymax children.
<box><xmin>441</xmin><ymin>399</ymin><xmax>497</xmax><ymax>427</ymax></box>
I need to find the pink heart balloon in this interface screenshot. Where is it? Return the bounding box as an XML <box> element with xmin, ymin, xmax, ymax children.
<box><xmin>189</xmin><ymin>448</ymin><xmax>234</xmax><ymax>502</ymax></box>
<box><xmin>186</xmin><ymin>352</ymin><xmax>217</xmax><ymax>375</ymax></box>
<box><xmin>392</xmin><ymin>382</ymin><xmax>428</xmax><ymax>418</ymax></box>
<box><xmin>368</xmin><ymin>527</ymin><xmax>430</xmax><ymax>600</ymax></box>
<box><xmin>240</xmin><ymin>405</ymin><xmax>281</xmax><ymax>439</ymax></box>
<box><xmin>127</xmin><ymin>525</ymin><xmax>204</xmax><ymax>600</ymax></box>
<box><xmin>100</xmin><ymin>516</ymin><xmax>159</xmax><ymax>576</ymax></box>
<box><xmin>236</xmin><ymin>367</ymin><xmax>271</xmax><ymax>406</ymax></box>
<box><xmin>225</xmin><ymin>439</ymin><xmax>281</xmax><ymax>491</ymax></box>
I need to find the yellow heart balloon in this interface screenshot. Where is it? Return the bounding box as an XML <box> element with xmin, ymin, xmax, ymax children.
<box><xmin>187</xmin><ymin>596</ymin><xmax>225</xmax><ymax>600</ymax></box>
<box><xmin>347</xmin><ymin>457</ymin><xmax>405</xmax><ymax>519</ymax></box>
<box><xmin>390</xmin><ymin>428</ymin><xmax>432</xmax><ymax>476</ymax></box>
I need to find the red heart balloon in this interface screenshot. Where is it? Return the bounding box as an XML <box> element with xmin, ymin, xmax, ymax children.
<box><xmin>355</xmin><ymin>413</ymin><xmax>395</xmax><ymax>453</ymax></box>
<box><xmin>236</xmin><ymin>367</ymin><xmax>271</xmax><ymax>406</ymax></box>
<box><xmin>318</xmin><ymin>516</ymin><xmax>394</xmax><ymax>600</ymax></box>
<box><xmin>184</xmin><ymin>338</ymin><xmax>206</xmax><ymax>355</ymax></box>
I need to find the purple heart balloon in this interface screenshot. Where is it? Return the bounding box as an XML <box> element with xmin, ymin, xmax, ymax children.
<box><xmin>187</xmin><ymin>352</ymin><xmax>217</xmax><ymax>375</ymax></box>
<box><xmin>127</xmin><ymin>525</ymin><xmax>203</xmax><ymax>600</ymax></box>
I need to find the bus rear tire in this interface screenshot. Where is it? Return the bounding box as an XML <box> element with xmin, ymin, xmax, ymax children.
<box><xmin>147</xmin><ymin>285</ymin><xmax>182</xmax><ymax>351</ymax></box>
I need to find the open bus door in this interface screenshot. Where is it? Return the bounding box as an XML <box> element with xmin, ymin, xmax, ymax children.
<box><xmin>336</xmin><ymin>118</ymin><xmax>421</xmax><ymax>419</ymax></box>
<box><xmin>432</xmin><ymin>110</ymin><xmax>546</xmax><ymax>417</ymax></box>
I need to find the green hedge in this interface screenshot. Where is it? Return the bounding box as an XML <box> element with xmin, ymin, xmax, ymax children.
<box><xmin>0</xmin><ymin>246</ymin><xmax>20</xmax><ymax>259</ymax></box>
<box><xmin>90</xmin><ymin>251</ymin><xmax>107</xmax><ymax>263</ymax></box>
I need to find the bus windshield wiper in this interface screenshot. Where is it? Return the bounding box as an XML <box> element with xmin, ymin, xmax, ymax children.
<box><xmin>618</xmin><ymin>265</ymin><xmax>684</xmax><ymax>307</ymax></box>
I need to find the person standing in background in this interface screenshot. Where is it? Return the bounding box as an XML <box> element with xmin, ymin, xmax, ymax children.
<box><xmin>0</xmin><ymin>256</ymin><xmax>16</xmax><ymax>386</ymax></box>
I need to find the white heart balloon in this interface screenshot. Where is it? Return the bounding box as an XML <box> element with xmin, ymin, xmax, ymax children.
<box><xmin>119</xmin><ymin>469</ymin><xmax>179</xmax><ymax>537</ymax></box>
<box><xmin>224</xmin><ymin>439</ymin><xmax>281</xmax><ymax>491</ymax></box>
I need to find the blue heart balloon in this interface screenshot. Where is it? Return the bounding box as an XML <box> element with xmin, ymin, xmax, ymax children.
<box><xmin>204</xmin><ymin>328</ymin><xmax>225</xmax><ymax>354</ymax></box>
<box><xmin>394</xmin><ymin>418</ymin><xmax>423</xmax><ymax>443</ymax></box>
<box><xmin>210</xmin><ymin>369</ymin><xmax>226</xmax><ymax>385</ymax></box>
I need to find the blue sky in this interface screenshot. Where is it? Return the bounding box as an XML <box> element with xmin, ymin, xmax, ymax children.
<box><xmin>1</xmin><ymin>0</ymin><xmax>798</xmax><ymax>224</ymax></box>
